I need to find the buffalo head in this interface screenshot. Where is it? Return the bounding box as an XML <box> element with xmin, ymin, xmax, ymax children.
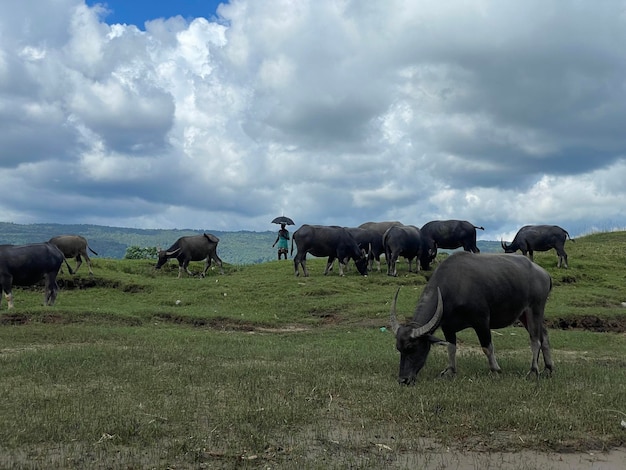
<box><xmin>155</xmin><ymin>247</ymin><xmax>181</xmax><ymax>269</ymax></box>
<box><xmin>354</xmin><ymin>255</ymin><xmax>369</xmax><ymax>276</ymax></box>
<box><xmin>501</xmin><ymin>239</ymin><xmax>515</xmax><ymax>253</ymax></box>
<box><xmin>390</xmin><ymin>287</ymin><xmax>445</xmax><ymax>385</ymax></box>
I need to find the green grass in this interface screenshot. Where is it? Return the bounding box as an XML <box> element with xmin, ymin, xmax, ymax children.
<box><xmin>0</xmin><ymin>232</ymin><xmax>625</xmax><ymax>468</ymax></box>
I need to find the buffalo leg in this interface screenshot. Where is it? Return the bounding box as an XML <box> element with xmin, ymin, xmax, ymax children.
<box><xmin>440</xmin><ymin>330</ymin><xmax>458</xmax><ymax>377</ymax></box>
<box><xmin>537</xmin><ymin>325</ymin><xmax>554</xmax><ymax>376</ymax></box>
<box><xmin>202</xmin><ymin>257</ymin><xmax>211</xmax><ymax>277</ymax></box>
<box><xmin>443</xmin><ymin>343</ymin><xmax>457</xmax><ymax>377</ymax></box>
<box><xmin>481</xmin><ymin>343</ymin><xmax>502</xmax><ymax>373</ymax></box>
<box><xmin>387</xmin><ymin>254</ymin><xmax>398</xmax><ymax>277</ymax></box>
<box><xmin>324</xmin><ymin>256</ymin><xmax>336</xmax><ymax>275</ymax></box>
<box><xmin>294</xmin><ymin>254</ymin><xmax>309</xmax><ymax>277</ymax></box>
<box><xmin>293</xmin><ymin>257</ymin><xmax>302</xmax><ymax>276</ymax></box>
<box><xmin>177</xmin><ymin>262</ymin><xmax>186</xmax><ymax>278</ymax></box>
<box><xmin>182</xmin><ymin>260</ymin><xmax>195</xmax><ymax>277</ymax></box>
<box><xmin>73</xmin><ymin>255</ymin><xmax>83</xmax><ymax>273</ymax></box>
<box><xmin>520</xmin><ymin>312</ymin><xmax>554</xmax><ymax>377</ymax></box>
<box><xmin>367</xmin><ymin>252</ymin><xmax>374</xmax><ymax>271</ymax></box>
<box><xmin>212</xmin><ymin>254</ymin><xmax>224</xmax><ymax>274</ymax></box>
<box><xmin>302</xmin><ymin>259</ymin><xmax>309</xmax><ymax>277</ymax></box>
<box><xmin>84</xmin><ymin>254</ymin><xmax>94</xmax><ymax>275</ymax></box>
<box><xmin>44</xmin><ymin>277</ymin><xmax>58</xmax><ymax>306</ymax></box>
<box><xmin>338</xmin><ymin>258</ymin><xmax>349</xmax><ymax>276</ymax></box>
<box><xmin>6</xmin><ymin>292</ymin><xmax>14</xmax><ymax>309</ymax></box>
<box><xmin>475</xmin><ymin>327</ymin><xmax>502</xmax><ymax>373</ymax></box>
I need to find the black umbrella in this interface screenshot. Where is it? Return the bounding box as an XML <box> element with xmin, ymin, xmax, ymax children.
<box><xmin>272</xmin><ymin>216</ymin><xmax>295</xmax><ymax>225</ymax></box>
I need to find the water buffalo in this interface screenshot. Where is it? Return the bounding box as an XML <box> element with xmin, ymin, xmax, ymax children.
<box><xmin>291</xmin><ymin>224</ymin><xmax>368</xmax><ymax>277</ymax></box>
<box><xmin>49</xmin><ymin>235</ymin><xmax>98</xmax><ymax>275</ymax></box>
<box><xmin>0</xmin><ymin>243</ymin><xmax>72</xmax><ymax>309</ymax></box>
<box><xmin>389</xmin><ymin>252</ymin><xmax>554</xmax><ymax>385</ymax></box>
<box><xmin>420</xmin><ymin>220</ymin><xmax>484</xmax><ymax>270</ymax></box>
<box><xmin>502</xmin><ymin>225</ymin><xmax>573</xmax><ymax>268</ymax></box>
<box><xmin>382</xmin><ymin>225</ymin><xmax>424</xmax><ymax>276</ymax></box>
<box><xmin>358</xmin><ymin>221</ymin><xmax>404</xmax><ymax>271</ymax></box>
<box><xmin>156</xmin><ymin>233</ymin><xmax>224</xmax><ymax>278</ymax></box>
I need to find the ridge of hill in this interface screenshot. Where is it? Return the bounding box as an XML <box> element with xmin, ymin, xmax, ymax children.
<box><xmin>0</xmin><ymin>221</ymin><xmax>502</xmax><ymax>265</ymax></box>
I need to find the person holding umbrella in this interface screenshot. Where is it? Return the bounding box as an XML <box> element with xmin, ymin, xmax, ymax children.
<box><xmin>271</xmin><ymin>216</ymin><xmax>294</xmax><ymax>260</ymax></box>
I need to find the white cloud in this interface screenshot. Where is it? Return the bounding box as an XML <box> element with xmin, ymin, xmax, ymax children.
<box><xmin>0</xmin><ymin>0</ymin><xmax>625</xmax><ymax>238</ymax></box>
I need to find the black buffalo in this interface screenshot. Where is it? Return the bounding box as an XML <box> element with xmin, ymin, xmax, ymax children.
<box><xmin>0</xmin><ymin>243</ymin><xmax>72</xmax><ymax>309</ymax></box>
<box><xmin>358</xmin><ymin>221</ymin><xmax>404</xmax><ymax>271</ymax></box>
<box><xmin>502</xmin><ymin>225</ymin><xmax>573</xmax><ymax>268</ymax></box>
<box><xmin>420</xmin><ymin>220</ymin><xmax>484</xmax><ymax>270</ymax></box>
<box><xmin>291</xmin><ymin>224</ymin><xmax>368</xmax><ymax>277</ymax></box>
<box><xmin>382</xmin><ymin>225</ymin><xmax>424</xmax><ymax>276</ymax></box>
<box><xmin>389</xmin><ymin>252</ymin><xmax>553</xmax><ymax>385</ymax></box>
<box><xmin>156</xmin><ymin>233</ymin><xmax>224</xmax><ymax>278</ymax></box>
<box><xmin>49</xmin><ymin>235</ymin><xmax>98</xmax><ymax>275</ymax></box>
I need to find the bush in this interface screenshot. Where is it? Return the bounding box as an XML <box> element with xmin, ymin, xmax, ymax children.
<box><xmin>124</xmin><ymin>246</ymin><xmax>158</xmax><ymax>260</ymax></box>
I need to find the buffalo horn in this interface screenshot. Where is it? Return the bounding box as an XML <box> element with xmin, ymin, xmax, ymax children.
<box><xmin>389</xmin><ymin>287</ymin><xmax>402</xmax><ymax>335</ymax></box>
<box><xmin>409</xmin><ymin>288</ymin><xmax>444</xmax><ymax>338</ymax></box>
<box><xmin>500</xmin><ymin>239</ymin><xmax>508</xmax><ymax>250</ymax></box>
<box><xmin>166</xmin><ymin>247</ymin><xmax>182</xmax><ymax>256</ymax></box>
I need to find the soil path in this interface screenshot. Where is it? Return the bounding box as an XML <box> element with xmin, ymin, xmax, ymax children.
<box><xmin>400</xmin><ymin>447</ymin><xmax>626</xmax><ymax>469</ymax></box>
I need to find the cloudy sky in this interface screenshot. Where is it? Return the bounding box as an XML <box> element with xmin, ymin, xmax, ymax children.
<box><xmin>1</xmin><ymin>0</ymin><xmax>625</xmax><ymax>240</ymax></box>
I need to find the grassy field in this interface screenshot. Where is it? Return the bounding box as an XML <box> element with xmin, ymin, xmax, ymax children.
<box><xmin>0</xmin><ymin>231</ymin><xmax>625</xmax><ymax>468</ymax></box>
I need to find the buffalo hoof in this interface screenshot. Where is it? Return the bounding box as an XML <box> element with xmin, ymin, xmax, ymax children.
<box><xmin>525</xmin><ymin>369</ymin><xmax>540</xmax><ymax>381</ymax></box>
<box><xmin>439</xmin><ymin>367</ymin><xmax>456</xmax><ymax>379</ymax></box>
<box><xmin>540</xmin><ymin>367</ymin><xmax>554</xmax><ymax>378</ymax></box>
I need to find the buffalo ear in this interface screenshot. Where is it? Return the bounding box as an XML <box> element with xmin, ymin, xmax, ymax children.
<box><xmin>427</xmin><ymin>335</ymin><xmax>447</xmax><ymax>345</ymax></box>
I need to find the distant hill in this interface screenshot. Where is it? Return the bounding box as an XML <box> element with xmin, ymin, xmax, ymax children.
<box><xmin>0</xmin><ymin>222</ymin><xmax>502</xmax><ymax>265</ymax></box>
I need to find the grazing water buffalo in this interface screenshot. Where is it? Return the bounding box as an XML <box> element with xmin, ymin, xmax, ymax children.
<box><xmin>0</xmin><ymin>243</ymin><xmax>72</xmax><ymax>309</ymax></box>
<box><xmin>382</xmin><ymin>225</ymin><xmax>424</xmax><ymax>276</ymax></box>
<box><xmin>420</xmin><ymin>220</ymin><xmax>484</xmax><ymax>270</ymax></box>
<box><xmin>156</xmin><ymin>233</ymin><xmax>224</xmax><ymax>278</ymax></box>
<box><xmin>49</xmin><ymin>235</ymin><xmax>98</xmax><ymax>275</ymax></box>
<box><xmin>502</xmin><ymin>225</ymin><xmax>573</xmax><ymax>268</ymax></box>
<box><xmin>291</xmin><ymin>224</ymin><xmax>368</xmax><ymax>277</ymax></box>
<box><xmin>358</xmin><ymin>221</ymin><xmax>404</xmax><ymax>271</ymax></box>
<box><xmin>389</xmin><ymin>252</ymin><xmax>553</xmax><ymax>385</ymax></box>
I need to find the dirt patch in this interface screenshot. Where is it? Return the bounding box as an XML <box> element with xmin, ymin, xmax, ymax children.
<box><xmin>548</xmin><ymin>315</ymin><xmax>626</xmax><ymax>333</ymax></box>
<box><xmin>56</xmin><ymin>277</ymin><xmax>148</xmax><ymax>293</ymax></box>
<box><xmin>392</xmin><ymin>447</ymin><xmax>626</xmax><ymax>470</ymax></box>
<box><xmin>0</xmin><ymin>313</ymin><xmax>28</xmax><ymax>325</ymax></box>
<box><xmin>152</xmin><ymin>313</ymin><xmax>254</xmax><ymax>330</ymax></box>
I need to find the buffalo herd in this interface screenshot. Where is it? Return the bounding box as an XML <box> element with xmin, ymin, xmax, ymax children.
<box><xmin>1</xmin><ymin>221</ymin><xmax>573</xmax><ymax>386</ymax></box>
<box><xmin>0</xmin><ymin>222</ymin><xmax>573</xmax><ymax>307</ymax></box>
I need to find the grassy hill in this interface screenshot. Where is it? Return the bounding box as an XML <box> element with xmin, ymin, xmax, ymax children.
<box><xmin>0</xmin><ymin>221</ymin><xmax>503</xmax><ymax>265</ymax></box>
<box><xmin>0</xmin><ymin>231</ymin><xmax>625</xmax><ymax>467</ymax></box>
